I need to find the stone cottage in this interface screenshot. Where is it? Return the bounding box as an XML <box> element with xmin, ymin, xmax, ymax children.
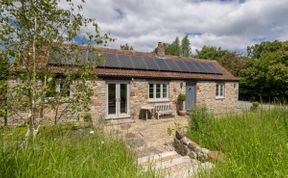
<box><xmin>4</xmin><ymin>42</ymin><xmax>239</xmax><ymax>125</ymax></box>
<box><xmin>53</xmin><ymin>42</ymin><xmax>238</xmax><ymax>121</ymax></box>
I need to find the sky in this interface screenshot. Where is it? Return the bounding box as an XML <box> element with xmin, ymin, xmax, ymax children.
<box><xmin>72</xmin><ymin>0</ymin><xmax>288</xmax><ymax>53</ymax></box>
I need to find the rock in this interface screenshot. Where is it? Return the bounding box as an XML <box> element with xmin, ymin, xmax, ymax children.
<box><xmin>125</xmin><ymin>132</ymin><xmax>136</xmax><ymax>139</ymax></box>
<box><xmin>194</xmin><ymin>147</ymin><xmax>210</xmax><ymax>162</ymax></box>
<box><xmin>174</xmin><ymin>138</ymin><xmax>188</xmax><ymax>156</ymax></box>
<box><xmin>128</xmin><ymin>138</ymin><xmax>145</xmax><ymax>148</ymax></box>
<box><xmin>200</xmin><ymin>148</ymin><xmax>210</xmax><ymax>155</ymax></box>
<box><xmin>188</xmin><ymin>151</ymin><xmax>197</xmax><ymax>159</ymax></box>
<box><xmin>175</xmin><ymin>130</ymin><xmax>184</xmax><ymax>140</ymax></box>
<box><xmin>187</xmin><ymin>141</ymin><xmax>200</xmax><ymax>151</ymax></box>
<box><xmin>197</xmin><ymin>151</ymin><xmax>209</xmax><ymax>162</ymax></box>
<box><xmin>208</xmin><ymin>151</ymin><xmax>224</xmax><ymax>161</ymax></box>
<box><xmin>180</xmin><ymin>136</ymin><xmax>192</xmax><ymax>145</ymax></box>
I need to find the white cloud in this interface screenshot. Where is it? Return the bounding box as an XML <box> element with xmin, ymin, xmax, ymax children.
<box><xmin>70</xmin><ymin>0</ymin><xmax>288</xmax><ymax>53</ymax></box>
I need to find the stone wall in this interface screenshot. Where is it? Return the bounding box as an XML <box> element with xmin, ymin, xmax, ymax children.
<box><xmin>129</xmin><ymin>80</ymin><xmax>186</xmax><ymax>120</ymax></box>
<box><xmin>196</xmin><ymin>81</ymin><xmax>239</xmax><ymax>114</ymax></box>
<box><xmin>86</xmin><ymin>79</ymin><xmax>106</xmax><ymax>121</ymax></box>
<box><xmin>1</xmin><ymin>79</ymin><xmax>239</xmax><ymax>126</ymax></box>
<box><xmin>1</xmin><ymin>79</ymin><xmax>106</xmax><ymax>126</ymax></box>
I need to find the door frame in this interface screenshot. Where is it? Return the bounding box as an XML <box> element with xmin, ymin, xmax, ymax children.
<box><xmin>185</xmin><ymin>82</ymin><xmax>196</xmax><ymax>111</ymax></box>
<box><xmin>105</xmin><ymin>81</ymin><xmax>130</xmax><ymax>119</ymax></box>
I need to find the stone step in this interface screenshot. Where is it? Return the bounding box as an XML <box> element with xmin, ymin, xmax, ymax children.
<box><xmin>138</xmin><ymin>151</ymin><xmax>179</xmax><ymax>165</ymax></box>
<box><xmin>142</xmin><ymin>155</ymin><xmax>193</xmax><ymax>172</ymax></box>
<box><xmin>164</xmin><ymin>162</ymin><xmax>214</xmax><ymax>178</ymax></box>
<box><xmin>164</xmin><ymin>167</ymin><xmax>197</xmax><ymax>178</ymax></box>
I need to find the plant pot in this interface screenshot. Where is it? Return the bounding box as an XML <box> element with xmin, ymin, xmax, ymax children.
<box><xmin>178</xmin><ymin>110</ymin><xmax>186</xmax><ymax>116</ymax></box>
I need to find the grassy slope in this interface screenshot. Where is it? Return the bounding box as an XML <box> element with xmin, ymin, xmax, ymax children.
<box><xmin>0</xmin><ymin>125</ymin><xmax>148</xmax><ymax>178</ymax></box>
<box><xmin>188</xmin><ymin>108</ymin><xmax>288</xmax><ymax>177</ymax></box>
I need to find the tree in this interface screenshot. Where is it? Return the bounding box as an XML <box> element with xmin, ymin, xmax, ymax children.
<box><xmin>165</xmin><ymin>37</ymin><xmax>181</xmax><ymax>56</ymax></box>
<box><xmin>240</xmin><ymin>41</ymin><xmax>288</xmax><ymax>101</ymax></box>
<box><xmin>0</xmin><ymin>0</ymin><xmax>112</xmax><ymax>143</ymax></box>
<box><xmin>195</xmin><ymin>46</ymin><xmax>247</xmax><ymax>77</ymax></box>
<box><xmin>247</xmin><ymin>40</ymin><xmax>286</xmax><ymax>58</ymax></box>
<box><xmin>0</xmin><ymin>54</ymin><xmax>8</xmax><ymax>126</ymax></box>
<box><xmin>181</xmin><ymin>35</ymin><xmax>191</xmax><ymax>57</ymax></box>
<box><xmin>120</xmin><ymin>43</ymin><xmax>133</xmax><ymax>51</ymax></box>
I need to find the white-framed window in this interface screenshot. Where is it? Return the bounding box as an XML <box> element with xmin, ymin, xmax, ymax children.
<box><xmin>216</xmin><ymin>83</ymin><xmax>224</xmax><ymax>99</ymax></box>
<box><xmin>149</xmin><ymin>82</ymin><xmax>169</xmax><ymax>101</ymax></box>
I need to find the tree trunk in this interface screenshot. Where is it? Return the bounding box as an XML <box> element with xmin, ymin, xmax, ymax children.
<box><xmin>4</xmin><ymin>108</ymin><xmax>7</xmax><ymax>126</ymax></box>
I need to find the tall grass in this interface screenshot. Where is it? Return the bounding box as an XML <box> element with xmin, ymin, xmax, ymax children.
<box><xmin>188</xmin><ymin>107</ymin><xmax>288</xmax><ymax>177</ymax></box>
<box><xmin>0</xmin><ymin>125</ymin><xmax>146</xmax><ymax>178</ymax></box>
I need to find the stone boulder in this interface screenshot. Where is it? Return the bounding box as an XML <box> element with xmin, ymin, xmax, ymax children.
<box><xmin>180</xmin><ymin>136</ymin><xmax>192</xmax><ymax>145</ymax></box>
<box><xmin>188</xmin><ymin>151</ymin><xmax>197</xmax><ymax>159</ymax></box>
<box><xmin>187</xmin><ymin>141</ymin><xmax>200</xmax><ymax>151</ymax></box>
<box><xmin>175</xmin><ymin>130</ymin><xmax>184</xmax><ymax>140</ymax></box>
<box><xmin>174</xmin><ymin>138</ymin><xmax>188</xmax><ymax>156</ymax></box>
<box><xmin>172</xmin><ymin>131</ymin><xmax>223</xmax><ymax>163</ymax></box>
<box><xmin>195</xmin><ymin>148</ymin><xmax>209</xmax><ymax>162</ymax></box>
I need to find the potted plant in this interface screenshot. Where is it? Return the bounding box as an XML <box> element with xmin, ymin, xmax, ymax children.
<box><xmin>177</xmin><ymin>93</ymin><xmax>186</xmax><ymax>116</ymax></box>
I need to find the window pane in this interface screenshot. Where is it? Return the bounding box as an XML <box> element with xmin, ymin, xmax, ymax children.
<box><xmin>220</xmin><ymin>84</ymin><xmax>224</xmax><ymax>96</ymax></box>
<box><xmin>163</xmin><ymin>84</ymin><xmax>167</xmax><ymax>98</ymax></box>
<box><xmin>156</xmin><ymin>84</ymin><xmax>161</xmax><ymax>98</ymax></box>
<box><xmin>149</xmin><ymin>84</ymin><xmax>154</xmax><ymax>99</ymax></box>
<box><xmin>120</xmin><ymin>84</ymin><xmax>127</xmax><ymax>114</ymax></box>
<box><xmin>216</xmin><ymin>84</ymin><xmax>219</xmax><ymax>96</ymax></box>
<box><xmin>108</xmin><ymin>84</ymin><xmax>116</xmax><ymax>114</ymax></box>
<box><xmin>60</xmin><ymin>81</ymin><xmax>70</xmax><ymax>97</ymax></box>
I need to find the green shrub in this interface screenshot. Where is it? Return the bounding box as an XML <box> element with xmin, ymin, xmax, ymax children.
<box><xmin>189</xmin><ymin>106</ymin><xmax>213</xmax><ymax>132</ymax></box>
<box><xmin>83</xmin><ymin>113</ymin><xmax>92</xmax><ymax>122</ymax></box>
<box><xmin>250</xmin><ymin>101</ymin><xmax>260</xmax><ymax>111</ymax></box>
<box><xmin>177</xmin><ymin>93</ymin><xmax>186</xmax><ymax>102</ymax></box>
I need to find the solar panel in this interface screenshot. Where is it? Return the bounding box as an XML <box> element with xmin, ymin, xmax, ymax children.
<box><xmin>101</xmin><ymin>53</ymin><xmax>120</xmax><ymax>68</ymax></box>
<box><xmin>166</xmin><ymin>60</ymin><xmax>182</xmax><ymax>72</ymax></box>
<box><xmin>206</xmin><ymin>63</ymin><xmax>221</xmax><ymax>74</ymax></box>
<box><xmin>155</xmin><ymin>58</ymin><xmax>170</xmax><ymax>71</ymax></box>
<box><xmin>117</xmin><ymin>54</ymin><xmax>134</xmax><ymax>69</ymax></box>
<box><xmin>174</xmin><ymin>60</ymin><xmax>190</xmax><ymax>72</ymax></box>
<box><xmin>130</xmin><ymin>56</ymin><xmax>148</xmax><ymax>70</ymax></box>
<box><xmin>198</xmin><ymin>62</ymin><xmax>211</xmax><ymax>73</ymax></box>
<box><xmin>183</xmin><ymin>60</ymin><xmax>201</xmax><ymax>73</ymax></box>
<box><xmin>48</xmin><ymin>50</ymin><xmax>222</xmax><ymax>75</ymax></box>
<box><xmin>144</xmin><ymin>57</ymin><xmax>160</xmax><ymax>70</ymax></box>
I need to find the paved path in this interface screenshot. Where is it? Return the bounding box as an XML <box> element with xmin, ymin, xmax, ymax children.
<box><xmin>105</xmin><ymin>116</ymin><xmax>189</xmax><ymax>157</ymax></box>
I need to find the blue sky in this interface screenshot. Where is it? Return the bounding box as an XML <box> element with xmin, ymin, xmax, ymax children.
<box><xmin>71</xmin><ymin>0</ymin><xmax>288</xmax><ymax>53</ymax></box>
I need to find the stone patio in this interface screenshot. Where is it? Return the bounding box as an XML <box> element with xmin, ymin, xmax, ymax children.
<box><xmin>104</xmin><ymin>116</ymin><xmax>189</xmax><ymax>157</ymax></box>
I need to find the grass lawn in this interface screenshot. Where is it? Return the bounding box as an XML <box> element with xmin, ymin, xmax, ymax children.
<box><xmin>187</xmin><ymin>107</ymin><xmax>288</xmax><ymax>177</ymax></box>
<box><xmin>0</xmin><ymin>124</ymin><xmax>152</xmax><ymax>178</ymax></box>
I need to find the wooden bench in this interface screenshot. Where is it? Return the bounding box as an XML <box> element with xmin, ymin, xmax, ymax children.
<box><xmin>154</xmin><ymin>104</ymin><xmax>176</xmax><ymax>120</ymax></box>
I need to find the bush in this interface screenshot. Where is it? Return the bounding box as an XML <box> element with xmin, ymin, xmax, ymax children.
<box><xmin>177</xmin><ymin>93</ymin><xmax>186</xmax><ymax>102</ymax></box>
<box><xmin>83</xmin><ymin>113</ymin><xmax>92</xmax><ymax>122</ymax></box>
<box><xmin>189</xmin><ymin>106</ymin><xmax>213</xmax><ymax>132</ymax></box>
<box><xmin>250</xmin><ymin>101</ymin><xmax>260</xmax><ymax>111</ymax></box>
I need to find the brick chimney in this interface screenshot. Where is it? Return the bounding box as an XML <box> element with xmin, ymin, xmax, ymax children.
<box><xmin>155</xmin><ymin>42</ymin><xmax>165</xmax><ymax>57</ymax></box>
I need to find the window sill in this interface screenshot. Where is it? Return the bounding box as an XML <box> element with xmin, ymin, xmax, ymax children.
<box><xmin>215</xmin><ymin>96</ymin><xmax>225</xmax><ymax>100</ymax></box>
<box><xmin>148</xmin><ymin>98</ymin><xmax>170</xmax><ymax>103</ymax></box>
